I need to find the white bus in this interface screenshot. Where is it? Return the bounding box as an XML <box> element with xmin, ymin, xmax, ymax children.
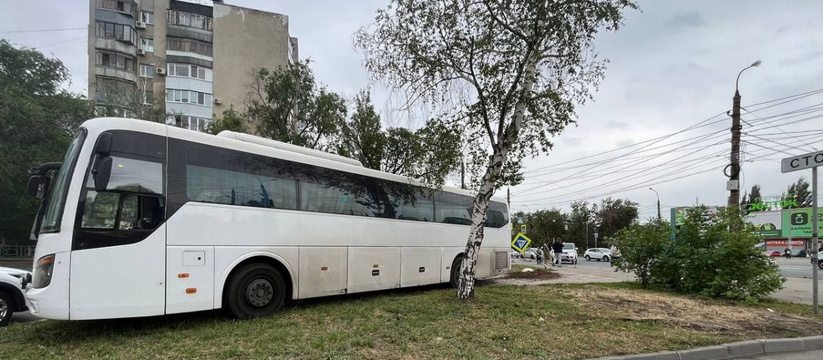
<box><xmin>25</xmin><ymin>118</ymin><xmax>511</xmax><ymax>320</ymax></box>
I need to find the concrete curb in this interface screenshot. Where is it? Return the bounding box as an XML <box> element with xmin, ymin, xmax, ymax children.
<box><xmin>588</xmin><ymin>335</ymin><xmax>823</xmax><ymax>360</ymax></box>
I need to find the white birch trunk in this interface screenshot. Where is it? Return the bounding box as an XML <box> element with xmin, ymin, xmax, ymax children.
<box><xmin>456</xmin><ymin>57</ymin><xmax>538</xmax><ymax>299</ymax></box>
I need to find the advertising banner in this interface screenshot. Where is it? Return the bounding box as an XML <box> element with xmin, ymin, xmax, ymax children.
<box><xmin>746</xmin><ymin>211</ymin><xmax>782</xmax><ymax>238</ymax></box>
<box><xmin>782</xmin><ymin>208</ymin><xmax>823</xmax><ymax>238</ymax></box>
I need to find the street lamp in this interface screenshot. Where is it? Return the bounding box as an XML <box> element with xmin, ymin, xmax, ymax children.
<box><xmin>728</xmin><ymin>60</ymin><xmax>761</xmax><ymax>210</ymax></box>
<box><xmin>648</xmin><ymin>187</ymin><xmax>661</xmax><ymax>220</ymax></box>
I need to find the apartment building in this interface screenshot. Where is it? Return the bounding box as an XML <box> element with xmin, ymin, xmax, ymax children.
<box><xmin>88</xmin><ymin>0</ymin><xmax>299</xmax><ymax>132</ymax></box>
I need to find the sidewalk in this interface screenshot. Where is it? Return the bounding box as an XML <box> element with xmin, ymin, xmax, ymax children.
<box><xmin>741</xmin><ymin>349</ymin><xmax>823</xmax><ymax>359</ymax></box>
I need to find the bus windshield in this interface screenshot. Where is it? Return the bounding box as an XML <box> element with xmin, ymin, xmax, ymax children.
<box><xmin>39</xmin><ymin>129</ymin><xmax>86</xmax><ymax>233</ymax></box>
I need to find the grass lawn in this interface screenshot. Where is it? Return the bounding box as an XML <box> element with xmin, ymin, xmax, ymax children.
<box><xmin>1</xmin><ymin>282</ymin><xmax>821</xmax><ymax>360</ymax></box>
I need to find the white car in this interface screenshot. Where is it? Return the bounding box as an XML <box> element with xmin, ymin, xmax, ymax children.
<box><xmin>553</xmin><ymin>243</ymin><xmax>577</xmax><ymax>264</ymax></box>
<box><xmin>584</xmin><ymin>248</ymin><xmax>613</xmax><ymax>262</ymax></box>
<box><xmin>0</xmin><ymin>266</ymin><xmax>31</xmax><ymax>326</ymax></box>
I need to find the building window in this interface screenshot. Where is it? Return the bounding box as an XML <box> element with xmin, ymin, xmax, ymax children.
<box><xmin>141</xmin><ymin>38</ymin><xmax>154</xmax><ymax>52</ymax></box>
<box><xmin>141</xmin><ymin>11</ymin><xmax>154</xmax><ymax>24</ymax></box>
<box><xmin>143</xmin><ymin>91</ymin><xmax>153</xmax><ymax>105</ymax></box>
<box><xmin>139</xmin><ymin>64</ymin><xmax>154</xmax><ymax>78</ymax></box>
<box><xmin>96</xmin><ymin>0</ymin><xmax>134</xmax><ymax>16</ymax></box>
<box><xmin>96</xmin><ymin>51</ymin><xmax>135</xmax><ymax>71</ymax></box>
<box><xmin>166</xmin><ymin>89</ymin><xmax>212</xmax><ymax>106</ymax></box>
<box><xmin>170</xmin><ymin>115</ymin><xmax>211</xmax><ymax>132</ymax></box>
<box><xmin>167</xmin><ymin>10</ymin><xmax>213</xmax><ymax>31</ymax></box>
<box><xmin>167</xmin><ymin>63</ymin><xmax>211</xmax><ymax>80</ymax></box>
<box><xmin>166</xmin><ymin>37</ymin><xmax>213</xmax><ymax>57</ymax></box>
<box><xmin>95</xmin><ymin>21</ymin><xmax>136</xmax><ymax>44</ymax></box>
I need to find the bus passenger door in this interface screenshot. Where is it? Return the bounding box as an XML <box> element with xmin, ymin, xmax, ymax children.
<box><xmin>69</xmin><ymin>131</ymin><xmax>168</xmax><ymax>320</ymax></box>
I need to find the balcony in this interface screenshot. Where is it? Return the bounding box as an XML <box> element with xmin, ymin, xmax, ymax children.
<box><xmin>95</xmin><ymin>0</ymin><xmax>138</xmax><ymax>19</ymax></box>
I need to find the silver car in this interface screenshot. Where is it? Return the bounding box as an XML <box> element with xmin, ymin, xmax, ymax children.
<box><xmin>584</xmin><ymin>248</ymin><xmax>612</xmax><ymax>262</ymax></box>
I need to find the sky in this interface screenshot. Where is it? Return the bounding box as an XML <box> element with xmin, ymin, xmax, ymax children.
<box><xmin>3</xmin><ymin>0</ymin><xmax>823</xmax><ymax>221</ymax></box>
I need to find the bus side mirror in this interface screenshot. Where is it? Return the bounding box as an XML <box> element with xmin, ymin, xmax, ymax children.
<box><xmin>93</xmin><ymin>156</ymin><xmax>113</xmax><ymax>192</ymax></box>
<box><xmin>27</xmin><ymin>176</ymin><xmax>42</xmax><ymax>198</ymax></box>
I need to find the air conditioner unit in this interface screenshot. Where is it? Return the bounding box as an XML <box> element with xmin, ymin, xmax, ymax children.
<box><xmin>156</xmin><ymin>68</ymin><xmax>166</xmax><ymax>75</ymax></box>
<box><xmin>137</xmin><ymin>48</ymin><xmax>146</xmax><ymax>55</ymax></box>
<box><xmin>136</xmin><ymin>21</ymin><xmax>147</xmax><ymax>29</ymax></box>
<box><xmin>213</xmin><ymin>98</ymin><xmax>223</xmax><ymax>105</ymax></box>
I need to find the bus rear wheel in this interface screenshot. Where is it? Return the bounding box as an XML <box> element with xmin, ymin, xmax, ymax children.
<box><xmin>225</xmin><ymin>263</ymin><xmax>286</xmax><ymax>319</ymax></box>
<box><xmin>449</xmin><ymin>256</ymin><xmax>463</xmax><ymax>289</ymax></box>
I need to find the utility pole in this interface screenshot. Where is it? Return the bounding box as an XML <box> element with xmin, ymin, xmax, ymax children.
<box><xmin>649</xmin><ymin>187</ymin><xmax>661</xmax><ymax>220</ymax></box>
<box><xmin>728</xmin><ymin>60</ymin><xmax>761</xmax><ymax>212</ymax></box>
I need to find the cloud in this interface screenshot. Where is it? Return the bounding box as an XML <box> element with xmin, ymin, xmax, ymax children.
<box><xmin>665</xmin><ymin>11</ymin><xmax>707</xmax><ymax>31</ymax></box>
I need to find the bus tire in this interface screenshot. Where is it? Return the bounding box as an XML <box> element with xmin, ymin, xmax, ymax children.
<box><xmin>225</xmin><ymin>263</ymin><xmax>286</xmax><ymax>319</ymax></box>
<box><xmin>449</xmin><ymin>256</ymin><xmax>463</xmax><ymax>289</ymax></box>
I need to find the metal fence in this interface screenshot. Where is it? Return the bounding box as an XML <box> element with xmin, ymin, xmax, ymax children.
<box><xmin>0</xmin><ymin>245</ymin><xmax>36</xmax><ymax>258</ymax></box>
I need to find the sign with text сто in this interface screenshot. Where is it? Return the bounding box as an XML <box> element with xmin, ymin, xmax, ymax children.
<box><xmin>782</xmin><ymin>151</ymin><xmax>823</xmax><ymax>173</ymax></box>
<box><xmin>781</xmin><ymin>150</ymin><xmax>821</xmax><ymax>315</ymax></box>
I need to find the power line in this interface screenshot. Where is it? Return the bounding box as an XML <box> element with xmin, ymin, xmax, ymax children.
<box><xmin>32</xmin><ymin>36</ymin><xmax>87</xmax><ymax>50</ymax></box>
<box><xmin>516</xmin><ymin>130</ymin><xmax>728</xmax><ymax>197</ymax></box>
<box><xmin>0</xmin><ymin>27</ymin><xmax>86</xmax><ymax>34</ymax></box>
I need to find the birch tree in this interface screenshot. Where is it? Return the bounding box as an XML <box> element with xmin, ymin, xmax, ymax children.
<box><xmin>356</xmin><ymin>0</ymin><xmax>635</xmax><ymax>298</ymax></box>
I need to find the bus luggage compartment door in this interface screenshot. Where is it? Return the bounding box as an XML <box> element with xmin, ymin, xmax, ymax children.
<box><xmin>166</xmin><ymin>246</ymin><xmax>214</xmax><ymax>314</ymax></box>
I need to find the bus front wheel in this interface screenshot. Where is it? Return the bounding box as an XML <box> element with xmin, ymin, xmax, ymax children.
<box><xmin>225</xmin><ymin>263</ymin><xmax>286</xmax><ymax>319</ymax></box>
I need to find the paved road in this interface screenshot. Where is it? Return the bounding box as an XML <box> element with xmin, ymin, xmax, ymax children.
<box><xmin>774</xmin><ymin>257</ymin><xmax>821</xmax><ymax>279</ymax></box>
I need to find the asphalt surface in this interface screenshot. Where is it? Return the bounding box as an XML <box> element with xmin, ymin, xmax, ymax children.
<box><xmin>775</xmin><ymin>258</ymin><xmax>822</xmax><ymax>279</ymax></box>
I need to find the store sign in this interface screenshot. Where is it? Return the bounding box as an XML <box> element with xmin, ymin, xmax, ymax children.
<box><xmin>782</xmin><ymin>208</ymin><xmax>823</xmax><ymax>238</ymax></box>
<box><xmin>765</xmin><ymin>239</ymin><xmax>805</xmax><ymax>247</ymax></box>
<box><xmin>747</xmin><ymin>194</ymin><xmax>797</xmax><ymax>212</ymax></box>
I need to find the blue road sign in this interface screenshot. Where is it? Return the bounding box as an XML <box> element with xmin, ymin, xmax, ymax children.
<box><xmin>511</xmin><ymin>233</ymin><xmax>532</xmax><ymax>253</ymax></box>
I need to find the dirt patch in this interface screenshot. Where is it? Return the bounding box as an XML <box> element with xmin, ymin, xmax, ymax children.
<box><xmin>569</xmin><ymin>286</ymin><xmax>823</xmax><ymax>337</ymax></box>
<box><xmin>505</xmin><ymin>269</ymin><xmax>562</xmax><ymax>280</ymax></box>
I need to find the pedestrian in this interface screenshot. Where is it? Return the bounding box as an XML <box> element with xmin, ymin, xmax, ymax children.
<box><xmin>610</xmin><ymin>245</ymin><xmax>621</xmax><ymax>267</ymax></box>
<box><xmin>535</xmin><ymin>247</ymin><xmax>544</xmax><ymax>265</ymax></box>
<box><xmin>552</xmin><ymin>239</ymin><xmax>564</xmax><ymax>267</ymax></box>
<box><xmin>784</xmin><ymin>247</ymin><xmax>792</xmax><ymax>259</ymax></box>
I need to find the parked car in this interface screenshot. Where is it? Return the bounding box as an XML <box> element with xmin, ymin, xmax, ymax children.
<box><xmin>766</xmin><ymin>251</ymin><xmax>782</xmax><ymax>257</ymax></box>
<box><xmin>558</xmin><ymin>243</ymin><xmax>578</xmax><ymax>264</ymax></box>
<box><xmin>511</xmin><ymin>249</ymin><xmax>538</xmax><ymax>259</ymax></box>
<box><xmin>0</xmin><ymin>267</ymin><xmax>31</xmax><ymax>327</ymax></box>
<box><xmin>584</xmin><ymin>248</ymin><xmax>612</xmax><ymax>262</ymax></box>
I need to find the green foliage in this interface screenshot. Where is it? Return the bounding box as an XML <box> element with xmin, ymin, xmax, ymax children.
<box><xmin>341</xmin><ymin>90</ymin><xmax>385</xmax><ymax>170</ymax></box>
<box><xmin>356</xmin><ymin>0</ymin><xmax>636</xmax><ymax>190</ymax></box>
<box><xmin>246</xmin><ymin>61</ymin><xmax>347</xmax><ymax>152</ymax></box>
<box><xmin>527</xmin><ymin>209</ymin><xmax>567</xmax><ymax>248</ymax></box>
<box><xmin>566</xmin><ymin>200</ymin><xmax>595</xmax><ymax>249</ymax></box>
<box><xmin>787</xmin><ymin>177</ymin><xmax>812</xmax><ymax>207</ymax></box>
<box><xmin>340</xmin><ymin>91</ymin><xmax>461</xmax><ymax>187</ymax></box>
<box><xmin>613</xmin><ymin>220</ymin><xmax>669</xmax><ymax>287</ymax></box>
<box><xmin>208</xmin><ymin>105</ymin><xmax>247</xmax><ymax>135</ymax></box>
<box><xmin>615</xmin><ymin>206</ymin><xmax>785</xmax><ymax>300</ymax></box>
<box><xmin>0</xmin><ymin>39</ymin><xmax>91</xmax><ymax>243</ymax></box>
<box><xmin>596</xmin><ymin>197</ymin><xmax>639</xmax><ymax>246</ymax></box>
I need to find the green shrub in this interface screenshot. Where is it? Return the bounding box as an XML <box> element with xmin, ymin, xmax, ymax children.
<box><xmin>612</xmin><ymin>220</ymin><xmax>669</xmax><ymax>287</ymax></box>
<box><xmin>614</xmin><ymin>207</ymin><xmax>784</xmax><ymax>300</ymax></box>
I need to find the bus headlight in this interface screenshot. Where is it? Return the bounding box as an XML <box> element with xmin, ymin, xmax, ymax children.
<box><xmin>33</xmin><ymin>254</ymin><xmax>55</xmax><ymax>289</ymax></box>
